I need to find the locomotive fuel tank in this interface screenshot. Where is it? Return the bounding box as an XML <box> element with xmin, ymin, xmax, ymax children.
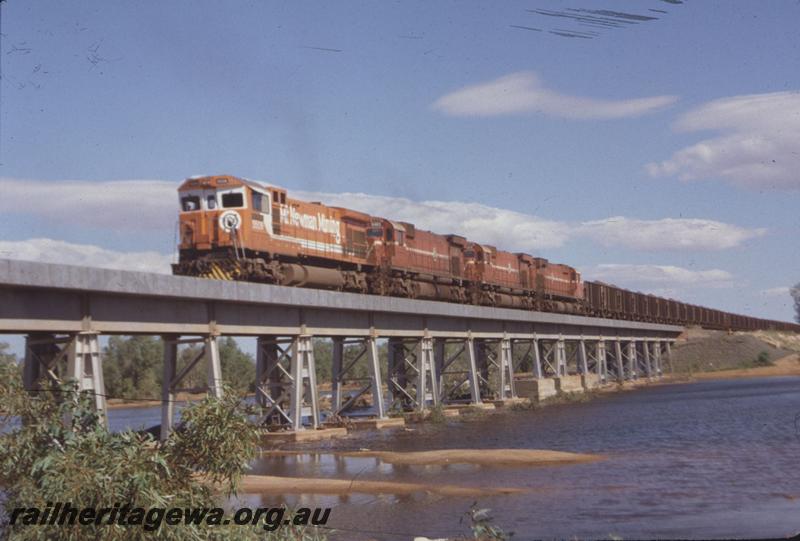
<box><xmin>279</xmin><ymin>263</ymin><xmax>345</xmax><ymax>289</ymax></box>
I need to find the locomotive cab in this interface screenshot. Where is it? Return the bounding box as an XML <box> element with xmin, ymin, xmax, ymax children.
<box><xmin>463</xmin><ymin>243</ymin><xmax>487</xmax><ymax>282</ymax></box>
<box><xmin>177</xmin><ymin>175</ymin><xmax>273</xmax><ymax>255</ymax></box>
<box><xmin>366</xmin><ymin>219</ymin><xmax>405</xmax><ymax>264</ymax></box>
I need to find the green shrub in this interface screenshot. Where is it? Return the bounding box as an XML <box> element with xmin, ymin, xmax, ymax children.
<box><xmin>0</xmin><ymin>364</ymin><xmax>323</xmax><ymax>540</ymax></box>
<box><xmin>753</xmin><ymin>350</ymin><xmax>773</xmax><ymax>367</ymax></box>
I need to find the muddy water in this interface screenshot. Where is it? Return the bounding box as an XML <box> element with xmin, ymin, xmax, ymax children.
<box><xmin>240</xmin><ymin>377</ymin><xmax>800</xmax><ymax>540</ymax></box>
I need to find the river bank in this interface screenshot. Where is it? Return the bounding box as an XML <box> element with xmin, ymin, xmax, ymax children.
<box><xmin>665</xmin><ymin>327</ymin><xmax>800</xmax><ymax>381</ymax></box>
<box><xmin>666</xmin><ymin>352</ymin><xmax>800</xmax><ymax>381</ymax></box>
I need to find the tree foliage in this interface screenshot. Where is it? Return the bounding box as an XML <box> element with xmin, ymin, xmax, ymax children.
<box><xmin>103</xmin><ymin>336</ymin><xmax>163</xmax><ymax>399</ymax></box>
<box><xmin>0</xmin><ymin>341</ymin><xmax>17</xmax><ymax>367</ymax></box>
<box><xmin>792</xmin><ymin>282</ymin><xmax>800</xmax><ymax>324</ymax></box>
<box><xmin>176</xmin><ymin>338</ymin><xmax>256</xmax><ymax>394</ymax></box>
<box><xmin>219</xmin><ymin>337</ymin><xmax>257</xmax><ymax>393</ymax></box>
<box><xmin>313</xmin><ymin>339</ymin><xmax>388</xmax><ymax>383</ymax></box>
<box><xmin>103</xmin><ymin>336</ymin><xmax>255</xmax><ymax>400</ymax></box>
<box><xmin>0</xmin><ymin>364</ymin><xmax>323</xmax><ymax>540</ymax></box>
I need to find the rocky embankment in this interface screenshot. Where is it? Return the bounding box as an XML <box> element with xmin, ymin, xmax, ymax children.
<box><xmin>668</xmin><ymin>328</ymin><xmax>800</xmax><ymax>378</ymax></box>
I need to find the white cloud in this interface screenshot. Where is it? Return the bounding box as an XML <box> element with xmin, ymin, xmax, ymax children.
<box><xmin>646</xmin><ymin>91</ymin><xmax>800</xmax><ymax>189</ymax></box>
<box><xmin>299</xmin><ymin>191</ymin><xmax>763</xmax><ymax>253</ymax></box>
<box><xmin>0</xmin><ymin>178</ymin><xmax>177</xmax><ymax>230</ymax></box>
<box><xmin>586</xmin><ymin>264</ymin><xmax>735</xmax><ymax>291</ymax></box>
<box><xmin>432</xmin><ymin>71</ymin><xmax>677</xmax><ymax>119</ymax></box>
<box><xmin>0</xmin><ymin>238</ymin><xmax>173</xmax><ymax>273</ymax></box>
<box><xmin>296</xmin><ymin>190</ymin><xmax>571</xmax><ymax>250</ymax></box>
<box><xmin>761</xmin><ymin>286</ymin><xmax>791</xmax><ymax>297</ymax></box>
<box><xmin>0</xmin><ymin>178</ymin><xmax>764</xmax><ymax>255</ymax></box>
<box><xmin>578</xmin><ymin>216</ymin><xmax>765</xmax><ymax>251</ymax></box>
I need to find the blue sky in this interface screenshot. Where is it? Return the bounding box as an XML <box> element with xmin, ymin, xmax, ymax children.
<box><xmin>1</xmin><ymin>0</ymin><xmax>799</xmax><ymax>327</ymax></box>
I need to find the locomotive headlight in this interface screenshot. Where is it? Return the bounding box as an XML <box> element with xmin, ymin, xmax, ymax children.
<box><xmin>219</xmin><ymin>210</ymin><xmax>242</xmax><ymax>232</ymax></box>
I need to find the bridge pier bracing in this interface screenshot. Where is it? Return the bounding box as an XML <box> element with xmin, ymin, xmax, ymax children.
<box><xmin>596</xmin><ymin>340</ymin><xmax>608</xmax><ymax>383</ymax></box>
<box><xmin>532</xmin><ymin>336</ymin><xmax>543</xmax><ymax>378</ymax></box>
<box><xmin>160</xmin><ymin>334</ymin><xmax>224</xmax><ymax>440</ymax></box>
<box><xmin>387</xmin><ymin>337</ymin><xmax>441</xmax><ymax>412</ymax></box>
<box><xmin>580</xmin><ymin>339</ymin><xmax>600</xmax><ymax>377</ymax></box>
<box><xmin>254</xmin><ymin>335</ymin><xmax>320</xmax><ymax>433</ymax></box>
<box><xmin>329</xmin><ymin>336</ymin><xmax>386</xmax><ymax>420</ymax></box>
<box><xmin>462</xmin><ymin>337</ymin><xmax>517</xmax><ymax>401</ymax></box>
<box><xmin>509</xmin><ymin>338</ymin><xmax>531</xmax><ymax>377</ymax></box>
<box><xmin>23</xmin><ymin>332</ymin><xmax>108</xmax><ymax>428</ymax></box>
<box><xmin>614</xmin><ymin>337</ymin><xmax>625</xmax><ymax>383</ymax></box>
<box><xmin>537</xmin><ymin>339</ymin><xmax>560</xmax><ymax>379</ymax></box>
<box><xmin>577</xmin><ymin>338</ymin><xmax>603</xmax><ymax>390</ymax></box>
<box><xmin>556</xmin><ymin>337</ymin><xmax>568</xmax><ymax>376</ymax></box>
<box><xmin>652</xmin><ymin>339</ymin><xmax>664</xmax><ymax>378</ymax></box>
<box><xmin>436</xmin><ymin>337</ymin><xmax>482</xmax><ymax>405</ymax></box>
<box><xmin>643</xmin><ymin>340</ymin><xmax>653</xmax><ymax>379</ymax></box>
<box><xmin>626</xmin><ymin>341</ymin><xmax>638</xmax><ymax>380</ymax></box>
<box><xmin>578</xmin><ymin>339</ymin><xmax>589</xmax><ymax>376</ymax></box>
<box><xmin>632</xmin><ymin>341</ymin><xmax>644</xmax><ymax>379</ymax></box>
<box><xmin>473</xmin><ymin>339</ymin><xmax>491</xmax><ymax>399</ymax></box>
<box><xmin>386</xmin><ymin>337</ymin><xmax>407</xmax><ymax>411</ymax></box>
<box><xmin>664</xmin><ymin>341</ymin><xmax>672</xmax><ymax>374</ymax></box>
<box><xmin>417</xmin><ymin>336</ymin><xmax>439</xmax><ymax>411</ymax></box>
<box><xmin>499</xmin><ymin>338</ymin><xmax>515</xmax><ymax>399</ymax></box>
<box><xmin>653</xmin><ymin>340</ymin><xmax>664</xmax><ymax>377</ymax></box>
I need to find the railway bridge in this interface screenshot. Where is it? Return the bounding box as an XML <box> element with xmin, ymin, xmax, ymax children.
<box><xmin>0</xmin><ymin>259</ymin><xmax>681</xmax><ymax>439</ymax></box>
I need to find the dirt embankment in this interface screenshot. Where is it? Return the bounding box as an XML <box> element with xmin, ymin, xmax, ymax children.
<box><xmin>667</xmin><ymin>328</ymin><xmax>800</xmax><ymax>380</ymax></box>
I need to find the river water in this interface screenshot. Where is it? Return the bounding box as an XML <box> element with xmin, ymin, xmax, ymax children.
<box><xmin>103</xmin><ymin>377</ymin><xmax>800</xmax><ymax>541</ymax></box>
<box><xmin>111</xmin><ymin>377</ymin><xmax>800</xmax><ymax>540</ymax></box>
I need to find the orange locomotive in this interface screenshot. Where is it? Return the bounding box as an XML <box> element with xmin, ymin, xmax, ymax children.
<box><xmin>172</xmin><ymin>174</ymin><xmax>583</xmax><ymax>310</ymax></box>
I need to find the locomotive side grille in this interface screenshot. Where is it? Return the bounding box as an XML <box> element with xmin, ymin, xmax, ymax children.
<box><xmin>450</xmin><ymin>256</ymin><xmax>461</xmax><ymax>277</ymax></box>
<box><xmin>345</xmin><ymin>227</ymin><xmax>368</xmax><ymax>257</ymax></box>
<box><xmin>272</xmin><ymin>207</ymin><xmax>281</xmax><ymax>235</ymax></box>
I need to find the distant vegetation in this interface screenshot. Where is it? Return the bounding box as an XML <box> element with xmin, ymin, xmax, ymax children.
<box><xmin>0</xmin><ymin>341</ymin><xmax>17</xmax><ymax>367</ymax></box>
<box><xmin>792</xmin><ymin>282</ymin><xmax>800</xmax><ymax>324</ymax></box>
<box><xmin>312</xmin><ymin>338</ymin><xmax>383</xmax><ymax>383</ymax></box>
<box><xmin>104</xmin><ymin>336</ymin><xmax>255</xmax><ymax>400</ymax></box>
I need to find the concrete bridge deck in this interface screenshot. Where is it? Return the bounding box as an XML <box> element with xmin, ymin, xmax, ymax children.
<box><xmin>0</xmin><ymin>258</ymin><xmax>680</xmax><ymax>337</ymax></box>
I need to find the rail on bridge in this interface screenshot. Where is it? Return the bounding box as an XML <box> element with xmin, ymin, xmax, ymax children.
<box><xmin>0</xmin><ymin>259</ymin><xmax>681</xmax><ymax>438</ymax></box>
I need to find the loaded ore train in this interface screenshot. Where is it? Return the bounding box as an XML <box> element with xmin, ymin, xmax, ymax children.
<box><xmin>172</xmin><ymin>175</ymin><xmax>799</xmax><ymax>332</ymax></box>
